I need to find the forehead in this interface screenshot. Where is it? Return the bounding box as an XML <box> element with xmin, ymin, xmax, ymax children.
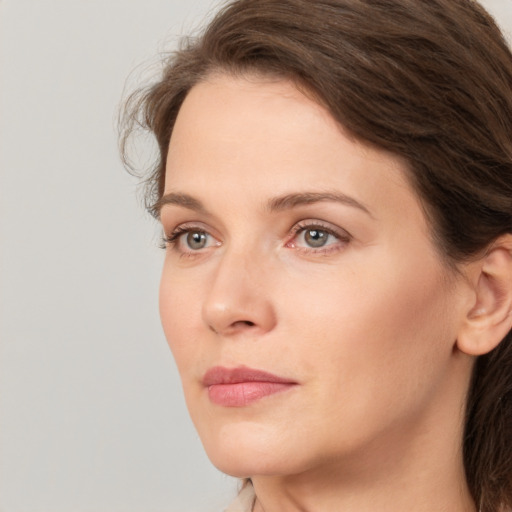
<box><xmin>167</xmin><ymin>74</ymin><xmax>405</xmax><ymax>186</ymax></box>
<box><xmin>165</xmin><ymin>74</ymin><xmax>426</xmax><ymax>227</ymax></box>
<box><xmin>168</xmin><ymin>73</ymin><xmax>341</xmax><ymax>165</ymax></box>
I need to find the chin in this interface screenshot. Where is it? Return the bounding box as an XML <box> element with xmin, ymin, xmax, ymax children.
<box><xmin>208</xmin><ymin>450</ymin><xmax>307</xmax><ymax>479</ymax></box>
<box><xmin>198</xmin><ymin>421</ymin><xmax>310</xmax><ymax>478</ymax></box>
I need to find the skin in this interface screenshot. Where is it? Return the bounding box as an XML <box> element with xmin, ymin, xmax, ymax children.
<box><xmin>159</xmin><ymin>74</ymin><xmax>479</xmax><ymax>511</ymax></box>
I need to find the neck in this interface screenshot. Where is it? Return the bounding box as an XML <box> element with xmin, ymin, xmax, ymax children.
<box><xmin>252</xmin><ymin>443</ymin><xmax>475</xmax><ymax>512</ymax></box>
<box><xmin>251</xmin><ymin>361</ymin><xmax>476</xmax><ymax>512</ymax></box>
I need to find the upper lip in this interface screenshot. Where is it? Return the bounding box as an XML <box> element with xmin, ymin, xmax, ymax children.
<box><xmin>203</xmin><ymin>365</ymin><xmax>296</xmax><ymax>386</ymax></box>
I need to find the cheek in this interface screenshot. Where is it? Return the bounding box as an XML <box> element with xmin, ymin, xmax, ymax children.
<box><xmin>280</xmin><ymin>248</ymin><xmax>456</xmax><ymax>405</ymax></box>
<box><xmin>159</xmin><ymin>263</ymin><xmax>205</xmax><ymax>371</ymax></box>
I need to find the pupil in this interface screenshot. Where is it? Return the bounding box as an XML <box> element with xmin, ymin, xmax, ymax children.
<box><xmin>305</xmin><ymin>229</ymin><xmax>327</xmax><ymax>247</ymax></box>
<box><xmin>187</xmin><ymin>231</ymin><xmax>206</xmax><ymax>249</ymax></box>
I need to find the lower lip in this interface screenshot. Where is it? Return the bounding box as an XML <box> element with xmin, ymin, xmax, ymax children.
<box><xmin>207</xmin><ymin>382</ymin><xmax>295</xmax><ymax>407</ymax></box>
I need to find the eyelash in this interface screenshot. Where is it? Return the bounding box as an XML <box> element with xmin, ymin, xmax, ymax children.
<box><xmin>160</xmin><ymin>225</ymin><xmax>207</xmax><ymax>255</ymax></box>
<box><xmin>287</xmin><ymin>221</ymin><xmax>351</xmax><ymax>255</ymax></box>
<box><xmin>161</xmin><ymin>221</ymin><xmax>351</xmax><ymax>256</ymax></box>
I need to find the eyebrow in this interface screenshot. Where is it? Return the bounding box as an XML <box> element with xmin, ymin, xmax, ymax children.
<box><xmin>155</xmin><ymin>190</ymin><xmax>373</xmax><ymax>217</ymax></box>
<box><xmin>267</xmin><ymin>191</ymin><xmax>373</xmax><ymax>217</ymax></box>
<box><xmin>153</xmin><ymin>193</ymin><xmax>208</xmax><ymax>217</ymax></box>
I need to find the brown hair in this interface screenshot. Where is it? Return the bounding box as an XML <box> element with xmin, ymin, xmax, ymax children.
<box><xmin>120</xmin><ymin>1</ymin><xmax>512</xmax><ymax>510</ymax></box>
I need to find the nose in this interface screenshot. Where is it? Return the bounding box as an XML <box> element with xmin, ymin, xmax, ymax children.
<box><xmin>202</xmin><ymin>247</ymin><xmax>277</xmax><ymax>337</ymax></box>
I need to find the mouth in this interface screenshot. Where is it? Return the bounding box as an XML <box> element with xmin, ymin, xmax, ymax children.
<box><xmin>202</xmin><ymin>366</ymin><xmax>298</xmax><ymax>407</ymax></box>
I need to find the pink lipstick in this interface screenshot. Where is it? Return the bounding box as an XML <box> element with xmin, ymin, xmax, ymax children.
<box><xmin>203</xmin><ymin>366</ymin><xmax>297</xmax><ymax>407</ymax></box>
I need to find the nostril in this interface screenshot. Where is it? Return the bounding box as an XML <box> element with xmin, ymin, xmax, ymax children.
<box><xmin>234</xmin><ymin>320</ymin><xmax>255</xmax><ymax>328</ymax></box>
<box><xmin>207</xmin><ymin>319</ymin><xmax>256</xmax><ymax>334</ymax></box>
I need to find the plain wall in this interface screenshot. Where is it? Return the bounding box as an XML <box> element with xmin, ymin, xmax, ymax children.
<box><xmin>1</xmin><ymin>1</ymin><xmax>511</xmax><ymax>511</ymax></box>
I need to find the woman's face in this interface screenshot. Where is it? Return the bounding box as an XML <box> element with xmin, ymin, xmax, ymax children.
<box><xmin>159</xmin><ymin>74</ymin><xmax>472</xmax><ymax>478</ymax></box>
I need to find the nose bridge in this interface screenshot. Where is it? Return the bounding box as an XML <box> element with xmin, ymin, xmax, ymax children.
<box><xmin>202</xmin><ymin>238</ymin><xmax>276</xmax><ymax>336</ymax></box>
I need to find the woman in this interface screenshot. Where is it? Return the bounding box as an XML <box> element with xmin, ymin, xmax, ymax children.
<box><xmin>121</xmin><ymin>0</ymin><xmax>512</xmax><ymax>510</ymax></box>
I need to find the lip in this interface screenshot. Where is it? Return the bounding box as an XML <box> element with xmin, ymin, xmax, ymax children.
<box><xmin>203</xmin><ymin>366</ymin><xmax>297</xmax><ymax>407</ymax></box>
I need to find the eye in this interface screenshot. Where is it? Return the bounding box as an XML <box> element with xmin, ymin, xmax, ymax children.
<box><xmin>300</xmin><ymin>228</ymin><xmax>332</xmax><ymax>248</ymax></box>
<box><xmin>185</xmin><ymin>230</ymin><xmax>209</xmax><ymax>250</ymax></box>
<box><xmin>163</xmin><ymin>225</ymin><xmax>220</xmax><ymax>254</ymax></box>
<box><xmin>286</xmin><ymin>221</ymin><xmax>350</xmax><ymax>254</ymax></box>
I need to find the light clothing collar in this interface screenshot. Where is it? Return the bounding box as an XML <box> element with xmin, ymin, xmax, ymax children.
<box><xmin>225</xmin><ymin>482</ymin><xmax>255</xmax><ymax>512</ymax></box>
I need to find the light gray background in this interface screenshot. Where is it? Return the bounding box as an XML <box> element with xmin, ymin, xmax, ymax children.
<box><xmin>1</xmin><ymin>1</ymin><xmax>511</xmax><ymax>511</ymax></box>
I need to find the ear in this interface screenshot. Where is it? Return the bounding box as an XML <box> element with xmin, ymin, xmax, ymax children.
<box><xmin>457</xmin><ymin>234</ymin><xmax>512</xmax><ymax>356</ymax></box>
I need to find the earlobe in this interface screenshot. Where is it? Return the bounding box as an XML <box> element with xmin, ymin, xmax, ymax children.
<box><xmin>457</xmin><ymin>235</ymin><xmax>512</xmax><ymax>356</ymax></box>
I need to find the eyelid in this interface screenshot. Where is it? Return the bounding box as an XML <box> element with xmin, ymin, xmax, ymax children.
<box><xmin>160</xmin><ymin>219</ymin><xmax>351</xmax><ymax>255</ymax></box>
<box><xmin>163</xmin><ymin>221</ymin><xmax>216</xmax><ymax>240</ymax></box>
<box><xmin>291</xmin><ymin>219</ymin><xmax>351</xmax><ymax>239</ymax></box>
<box><xmin>161</xmin><ymin>222</ymin><xmax>221</xmax><ymax>253</ymax></box>
<box><xmin>286</xmin><ymin>219</ymin><xmax>352</xmax><ymax>252</ymax></box>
